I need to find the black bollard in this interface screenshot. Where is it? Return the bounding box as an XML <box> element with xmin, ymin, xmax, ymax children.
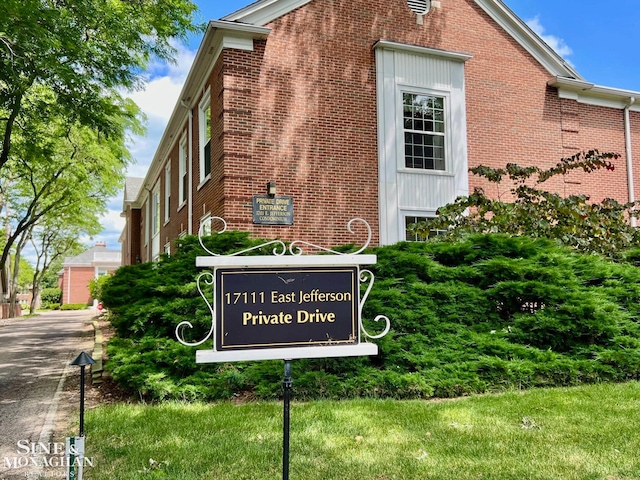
<box><xmin>70</xmin><ymin>352</ymin><xmax>95</xmax><ymax>437</ymax></box>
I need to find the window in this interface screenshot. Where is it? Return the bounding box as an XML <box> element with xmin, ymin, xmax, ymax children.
<box><xmin>374</xmin><ymin>42</ymin><xmax>469</xmax><ymax>245</ymax></box>
<box><xmin>144</xmin><ymin>200</ymin><xmax>149</xmax><ymax>246</ymax></box>
<box><xmin>403</xmin><ymin>93</ymin><xmax>445</xmax><ymax>171</ymax></box>
<box><xmin>164</xmin><ymin>163</ymin><xmax>171</xmax><ymax>222</ymax></box>
<box><xmin>198</xmin><ymin>91</ymin><xmax>211</xmax><ymax>183</ymax></box>
<box><xmin>405</xmin><ymin>216</ymin><xmax>445</xmax><ymax>241</ymax></box>
<box><xmin>179</xmin><ymin>136</ymin><xmax>187</xmax><ymax>205</ymax></box>
<box><xmin>152</xmin><ymin>189</ymin><xmax>160</xmax><ymax>236</ymax></box>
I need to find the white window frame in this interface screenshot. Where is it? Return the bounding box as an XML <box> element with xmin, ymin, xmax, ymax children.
<box><xmin>179</xmin><ymin>135</ymin><xmax>187</xmax><ymax>208</ymax></box>
<box><xmin>199</xmin><ymin>212</ymin><xmax>212</xmax><ymax>237</ymax></box>
<box><xmin>144</xmin><ymin>195</ymin><xmax>150</xmax><ymax>247</ymax></box>
<box><xmin>164</xmin><ymin>162</ymin><xmax>171</xmax><ymax>224</ymax></box>
<box><xmin>375</xmin><ymin>42</ymin><xmax>470</xmax><ymax>246</ymax></box>
<box><xmin>398</xmin><ymin>86</ymin><xmax>452</xmax><ymax>175</ymax></box>
<box><xmin>152</xmin><ymin>187</ymin><xmax>160</xmax><ymax>237</ymax></box>
<box><xmin>198</xmin><ymin>89</ymin><xmax>212</xmax><ymax>186</ymax></box>
<box><xmin>403</xmin><ymin>213</ymin><xmax>446</xmax><ymax>242</ymax></box>
<box><xmin>151</xmin><ymin>182</ymin><xmax>161</xmax><ymax>261</ymax></box>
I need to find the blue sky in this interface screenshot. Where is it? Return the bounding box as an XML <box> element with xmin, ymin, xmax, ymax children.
<box><xmin>92</xmin><ymin>0</ymin><xmax>640</xmax><ymax>254</ymax></box>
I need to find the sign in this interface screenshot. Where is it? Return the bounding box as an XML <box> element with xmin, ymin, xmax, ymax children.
<box><xmin>216</xmin><ymin>266</ymin><xmax>358</xmax><ymax>350</ymax></box>
<box><xmin>176</xmin><ymin>217</ymin><xmax>390</xmax><ymax>480</ymax></box>
<box><xmin>253</xmin><ymin>195</ymin><xmax>293</xmax><ymax>225</ymax></box>
<box><xmin>66</xmin><ymin>436</ymin><xmax>84</xmax><ymax>480</ymax></box>
<box><xmin>177</xmin><ymin>217</ymin><xmax>390</xmax><ymax>363</ymax></box>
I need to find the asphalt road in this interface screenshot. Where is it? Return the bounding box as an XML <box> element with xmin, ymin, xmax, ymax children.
<box><xmin>0</xmin><ymin>310</ymin><xmax>95</xmax><ymax>479</ymax></box>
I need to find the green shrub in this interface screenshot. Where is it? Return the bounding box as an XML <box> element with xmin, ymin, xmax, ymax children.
<box><xmin>41</xmin><ymin>288</ymin><xmax>62</xmax><ymax>304</ymax></box>
<box><xmin>41</xmin><ymin>302</ymin><xmax>60</xmax><ymax>310</ymax></box>
<box><xmin>103</xmin><ymin>233</ymin><xmax>640</xmax><ymax>402</ymax></box>
<box><xmin>89</xmin><ymin>275</ymin><xmax>110</xmax><ymax>301</ymax></box>
<box><xmin>420</xmin><ymin>151</ymin><xmax>640</xmax><ymax>257</ymax></box>
<box><xmin>60</xmin><ymin>303</ymin><xmax>89</xmax><ymax>310</ymax></box>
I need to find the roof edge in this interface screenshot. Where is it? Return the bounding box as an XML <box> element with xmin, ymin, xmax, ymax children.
<box><xmin>374</xmin><ymin>39</ymin><xmax>472</xmax><ymax>62</ymax></box>
<box><xmin>549</xmin><ymin>76</ymin><xmax>640</xmax><ymax>111</ymax></box>
<box><xmin>133</xmin><ymin>21</ymin><xmax>271</xmax><ymax>206</ymax></box>
<box><xmin>222</xmin><ymin>0</ymin><xmax>312</xmax><ymax>26</ymax></box>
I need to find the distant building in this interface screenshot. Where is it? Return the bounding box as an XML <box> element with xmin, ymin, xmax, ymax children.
<box><xmin>59</xmin><ymin>242</ymin><xmax>121</xmax><ymax>305</ymax></box>
<box><xmin>121</xmin><ymin>0</ymin><xmax>640</xmax><ymax>264</ymax></box>
<box><xmin>120</xmin><ymin>177</ymin><xmax>145</xmax><ymax>265</ymax></box>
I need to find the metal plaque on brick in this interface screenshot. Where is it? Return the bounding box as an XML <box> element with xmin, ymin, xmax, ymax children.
<box><xmin>252</xmin><ymin>195</ymin><xmax>294</xmax><ymax>225</ymax></box>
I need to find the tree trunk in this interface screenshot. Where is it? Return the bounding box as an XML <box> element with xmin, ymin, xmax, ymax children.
<box><xmin>8</xmin><ymin>250</ymin><xmax>19</xmax><ymax>318</ymax></box>
<box><xmin>30</xmin><ymin>284</ymin><xmax>41</xmax><ymax>315</ymax></box>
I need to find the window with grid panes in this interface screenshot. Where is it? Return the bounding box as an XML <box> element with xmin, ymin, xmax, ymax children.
<box><xmin>405</xmin><ymin>216</ymin><xmax>446</xmax><ymax>241</ymax></box>
<box><xmin>403</xmin><ymin>93</ymin><xmax>445</xmax><ymax>171</ymax></box>
<box><xmin>198</xmin><ymin>91</ymin><xmax>211</xmax><ymax>182</ymax></box>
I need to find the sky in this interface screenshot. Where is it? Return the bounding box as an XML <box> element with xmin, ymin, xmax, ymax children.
<box><xmin>91</xmin><ymin>0</ymin><xmax>640</xmax><ymax>255</ymax></box>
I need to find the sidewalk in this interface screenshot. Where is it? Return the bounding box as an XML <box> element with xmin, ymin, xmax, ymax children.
<box><xmin>0</xmin><ymin>309</ymin><xmax>98</xmax><ymax>480</ymax></box>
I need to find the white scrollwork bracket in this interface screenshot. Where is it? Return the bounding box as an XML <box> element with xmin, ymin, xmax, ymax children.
<box><xmin>358</xmin><ymin>269</ymin><xmax>390</xmax><ymax>339</ymax></box>
<box><xmin>175</xmin><ymin>271</ymin><xmax>215</xmax><ymax>347</ymax></box>
<box><xmin>288</xmin><ymin>218</ymin><xmax>372</xmax><ymax>256</ymax></box>
<box><xmin>198</xmin><ymin>217</ymin><xmax>372</xmax><ymax>257</ymax></box>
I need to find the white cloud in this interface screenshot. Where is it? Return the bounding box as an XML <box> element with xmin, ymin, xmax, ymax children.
<box><xmin>128</xmin><ymin>76</ymin><xmax>185</xmax><ymax>122</ymax></box>
<box><xmin>526</xmin><ymin>16</ymin><xmax>573</xmax><ymax>63</ymax></box>
<box><xmin>98</xmin><ymin>41</ymin><xmax>197</xmax><ymax>254</ymax></box>
<box><xmin>92</xmin><ymin>208</ymin><xmax>126</xmax><ymax>250</ymax></box>
<box><xmin>129</xmin><ymin>42</ymin><xmax>196</xmax><ymax>125</ymax></box>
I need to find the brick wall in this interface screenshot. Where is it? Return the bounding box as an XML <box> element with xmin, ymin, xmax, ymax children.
<box><xmin>61</xmin><ymin>267</ymin><xmax>94</xmax><ymax>305</ymax></box>
<box><xmin>129</xmin><ymin>0</ymin><xmax>638</xmax><ymax>262</ymax></box>
<box><xmin>122</xmin><ymin>205</ymin><xmax>141</xmax><ymax>265</ymax></box>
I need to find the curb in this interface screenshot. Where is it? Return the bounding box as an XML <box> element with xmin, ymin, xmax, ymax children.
<box><xmin>91</xmin><ymin>319</ymin><xmax>104</xmax><ymax>384</ymax></box>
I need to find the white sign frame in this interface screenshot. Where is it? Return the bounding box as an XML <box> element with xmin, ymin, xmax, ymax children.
<box><xmin>176</xmin><ymin>218</ymin><xmax>390</xmax><ymax>363</ymax></box>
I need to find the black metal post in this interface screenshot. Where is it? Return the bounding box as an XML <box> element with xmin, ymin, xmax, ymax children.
<box><xmin>70</xmin><ymin>352</ymin><xmax>95</xmax><ymax>437</ymax></box>
<box><xmin>282</xmin><ymin>360</ymin><xmax>292</xmax><ymax>480</ymax></box>
<box><xmin>79</xmin><ymin>365</ymin><xmax>86</xmax><ymax>437</ymax></box>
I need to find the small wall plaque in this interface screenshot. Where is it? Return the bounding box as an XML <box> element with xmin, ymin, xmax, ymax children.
<box><xmin>253</xmin><ymin>195</ymin><xmax>294</xmax><ymax>225</ymax></box>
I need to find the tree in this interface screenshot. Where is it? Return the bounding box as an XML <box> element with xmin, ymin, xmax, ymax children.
<box><xmin>8</xmin><ymin>224</ymin><xmax>32</xmax><ymax>317</ymax></box>
<box><xmin>28</xmin><ymin>223</ymin><xmax>83</xmax><ymax>314</ymax></box>
<box><xmin>0</xmin><ymin>104</ymin><xmax>135</xmax><ymax>301</ymax></box>
<box><xmin>413</xmin><ymin>150</ymin><xmax>640</xmax><ymax>257</ymax></box>
<box><xmin>0</xmin><ymin>0</ymin><xmax>201</xmax><ymax>172</ymax></box>
<box><xmin>0</xmin><ymin>0</ymin><xmax>200</xmax><ymax>310</ymax></box>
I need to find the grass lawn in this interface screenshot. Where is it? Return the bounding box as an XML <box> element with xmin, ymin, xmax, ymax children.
<box><xmin>82</xmin><ymin>382</ymin><xmax>640</xmax><ymax>479</ymax></box>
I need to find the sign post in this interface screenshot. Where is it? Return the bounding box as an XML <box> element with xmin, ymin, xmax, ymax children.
<box><xmin>177</xmin><ymin>218</ymin><xmax>390</xmax><ymax>479</ymax></box>
<box><xmin>282</xmin><ymin>360</ymin><xmax>292</xmax><ymax>480</ymax></box>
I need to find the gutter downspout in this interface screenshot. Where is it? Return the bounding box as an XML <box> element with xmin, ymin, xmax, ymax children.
<box><xmin>624</xmin><ymin>97</ymin><xmax>636</xmax><ymax>226</ymax></box>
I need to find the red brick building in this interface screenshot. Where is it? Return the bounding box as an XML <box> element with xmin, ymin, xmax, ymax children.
<box><xmin>121</xmin><ymin>0</ymin><xmax>639</xmax><ymax>263</ymax></box>
<box><xmin>59</xmin><ymin>242</ymin><xmax>122</xmax><ymax>305</ymax></box>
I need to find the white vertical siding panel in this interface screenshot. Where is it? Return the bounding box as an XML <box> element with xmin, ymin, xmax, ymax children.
<box><xmin>395</xmin><ymin>52</ymin><xmax>452</xmax><ymax>89</ymax></box>
<box><xmin>397</xmin><ymin>173</ymin><xmax>455</xmax><ymax>209</ymax></box>
<box><xmin>376</xmin><ymin>44</ymin><xmax>470</xmax><ymax>245</ymax></box>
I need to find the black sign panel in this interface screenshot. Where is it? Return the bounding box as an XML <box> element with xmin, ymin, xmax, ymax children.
<box><xmin>252</xmin><ymin>195</ymin><xmax>294</xmax><ymax>225</ymax></box>
<box><xmin>216</xmin><ymin>267</ymin><xmax>358</xmax><ymax>350</ymax></box>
